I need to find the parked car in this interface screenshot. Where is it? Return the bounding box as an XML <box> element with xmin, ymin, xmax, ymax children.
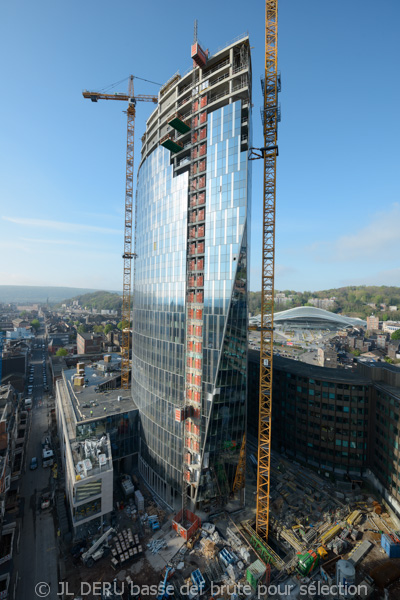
<box><xmin>30</xmin><ymin>457</ymin><xmax>38</xmax><ymax>470</ymax></box>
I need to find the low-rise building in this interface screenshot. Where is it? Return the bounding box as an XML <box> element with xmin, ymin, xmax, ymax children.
<box><xmin>76</xmin><ymin>333</ymin><xmax>103</xmax><ymax>355</ymax></box>
<box><xmin>55</xmin><ymin>363</ymin><xmax>139</xmax><ymax>535</ymax></box>
<box><xmin>382</xmin><ymin>321</ymin><xmax>400</xmax><ymax>334</ymax></box>
<box><xmin>317</xmin><ymin>347</ymin><xmax>338</xmax><ymax>368</ymax></box>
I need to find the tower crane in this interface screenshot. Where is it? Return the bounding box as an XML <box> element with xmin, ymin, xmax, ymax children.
<box><xmin>249</xmin><ymin>0</ymin><xmax>279</xmax><ymax>542</ymax></box>
<box><xmin>83</xmin><ymin>76</ymin><xmax>157</xmax><ymax>389</ymax></box>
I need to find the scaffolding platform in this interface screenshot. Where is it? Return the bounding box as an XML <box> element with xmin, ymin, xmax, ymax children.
<box><xmin>168</xmin><ymin>112</ymin><xmax>191</xmax><ymax>134</ymax></box>
<box><xmin>160</xmin><ymin>134</ymin><xmax>184</xmax><ymax>153</ymax></box>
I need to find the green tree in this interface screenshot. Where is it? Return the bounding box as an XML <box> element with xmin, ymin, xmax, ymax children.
<box><xmin>117</xmin><ymin>320</ymin><xmax>130</xmax><ymax>331</ymax></box>
<box><xmin>56</xmin><ymin>348</ymin><xmax>68</xmax><ymax>357</ymax></box>
<box><xmin>391</xmin><ymin>330</ymin><xmax>400</xmax><ymax>340</ymax></box>
<box><xmin>30</xmin><ymin>319</ymin><xmax>40</xmax><ymax>331</ymax></box>
<box><xmin>104</xmin><ymin>324</ymin><xmax>113</xmax><ymax>335</ymax></box>
<box><xmin>77</xmin><ymin>324</ymin><xmax>87</xmax><ymax>335</ymax></box>
<box><xmin>93</xmin><ymin>325</ymin><xmax>104</xmax><ymax>334</ymax></box>
<box><xmin>19</xmin><ymin>310</ymin><xmax>27</xmax><ymax>318</ymax></box>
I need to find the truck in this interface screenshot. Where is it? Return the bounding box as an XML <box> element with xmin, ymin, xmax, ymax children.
<box><xmin>81</xmin><ymin>527</ymin><xmax>116</xmax><ymax>567</ymax></box>
<box><xmin>41</xmin><ymin>435</ymin><xmax>54</xmax><ymax>467</ymax></box>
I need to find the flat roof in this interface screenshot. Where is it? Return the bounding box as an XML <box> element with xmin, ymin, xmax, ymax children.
<box><xmin>249</xmin><ymin>350</ymin><xmax>370</xmax><ymax>384</ymax></box>
<box><xmin>71</xmin><ymin>434</ymin><xmax>113</xmax><ymax>475</ymax></box>
<box><xmin>62</xmin><ymin>365</ymin><xmax>137</xmax><ymax>422</ymax></box>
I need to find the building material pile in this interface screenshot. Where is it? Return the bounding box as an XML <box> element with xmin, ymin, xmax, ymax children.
<box><xmin>199</xmin><ymin>537</ymin><xmax>216</xmax><ymax>559</ymax></box>
<box><xmin>110</xmin><ymin>528</ymin><xmax>142</xmax><ymax>569</ymax></box>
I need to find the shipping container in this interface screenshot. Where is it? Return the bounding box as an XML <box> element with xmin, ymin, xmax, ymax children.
<box><xmin>381</xmin><ymin>533</ymin><xmax>400</xmax><ymax>558</ymax></box>
<box><xmin>246</xmin><ymin>559</ymin><xmax>266</xmax><ymax>589</ymax></box>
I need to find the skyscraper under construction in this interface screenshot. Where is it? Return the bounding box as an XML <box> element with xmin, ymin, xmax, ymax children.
<box><xmin>132</xmin><ymin>34</ymin><xmax>252</xmax><ymax>509</ymax></box>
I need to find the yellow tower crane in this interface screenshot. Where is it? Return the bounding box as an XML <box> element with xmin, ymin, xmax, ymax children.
<box><xmin>83</xmin><ymin>77</ymin><xmax>157</xmax><ymax>389</ymax></box>
<box><xmin>249</xmin><ymin>0</ymin><xmax>280</xmax><ymax>542</ymax></box>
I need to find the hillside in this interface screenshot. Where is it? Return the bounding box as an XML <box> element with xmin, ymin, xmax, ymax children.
<box><xmin>0</xmin><ymin>285</ymin><xmax>102</xmax><ymax>304</ymax></box>
<box><xmin>60</xmin><ymin>291</ymin><xmax>122</xmax><ymax>311</ymax></box>
<box><xmin>250</xmin><ymin>286</ymin><xmax>400</xmax><ymax>321</ymax></box>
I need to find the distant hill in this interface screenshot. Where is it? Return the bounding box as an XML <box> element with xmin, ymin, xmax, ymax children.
<box><xmin>60</xmin><ymin>291</ymin><xmax>122</xmax><ymax>311</ymax></box>
<box><xmin>0</xmin><ymin>285</ymin><xmax>118</xmax><ymax>304</ymax></box>
<box><xmin>250</xmin><ymin>285</ymin><xmax>400</xmax><ymax>321</ymax></box>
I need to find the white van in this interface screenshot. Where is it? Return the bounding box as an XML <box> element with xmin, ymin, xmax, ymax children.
<box><xmin>25</xmin><ymin>398</ymin><xmax>32</xmax><ymax>409</ymax></box>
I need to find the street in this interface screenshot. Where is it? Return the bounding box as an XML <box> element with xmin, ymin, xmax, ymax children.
<box><xmin>13</xmin><ymin>336</ymin><xmax>59</xmax><ymax>600</ymax></box>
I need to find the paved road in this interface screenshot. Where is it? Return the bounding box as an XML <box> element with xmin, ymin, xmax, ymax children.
<box><xmin>14</xmin><ymin>338</ymin><xmax>59</xmax><ymax>600</ymax></box>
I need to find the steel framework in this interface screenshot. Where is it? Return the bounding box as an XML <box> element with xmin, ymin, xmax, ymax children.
<box><xmin>256</xmin><ymin>0</ymin><xmax>278</xmax><ymax>541</ymax></box>
<box><xmin>82</xmin><ymin>78</ymin><xmax>157</xmax><ymax>389</ymax></box>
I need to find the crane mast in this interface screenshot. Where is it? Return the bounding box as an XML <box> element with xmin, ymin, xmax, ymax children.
<box><xmin>256</xmin><ymin>0</ymin><xmax>279</xmax><ymax>541</ymax></box>
<box><xmin>121</xmin><ymin>78</ymin><xmax>136</xmax><ymax>390</ymax></box>
<box><xmin>82</xmin><ymin>77</ymin><xmax>157</xmax><ymax>390</ymax></box>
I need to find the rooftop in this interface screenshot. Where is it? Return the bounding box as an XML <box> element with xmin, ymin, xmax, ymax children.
<box><xmin>70</xmin><ymin>434</ymin><xmax>113</xmax><ymax>477</ymax></box>
<box><xmin>61</xmin><ymin>363</ymin><xmax>137</xmax><ymax>422</ymax></box>
<box><xmin>274</xmin><ymin>306</ymin><xmax>367</xmax><ymax>328</ymax></box>
<box><xmin>249</xmin><ymin>350</ymin><xmax>371</xmax><ymax>384</ymax></box>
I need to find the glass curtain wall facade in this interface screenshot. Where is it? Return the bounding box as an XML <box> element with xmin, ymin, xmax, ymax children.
<box><xmin>132</xmin><ymin>37</ymin><xmax>251</xmax><ymax>509</ymax></box>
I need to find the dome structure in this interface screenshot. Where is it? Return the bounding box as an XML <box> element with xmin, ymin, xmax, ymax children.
<box><xmin>274</xmin><ymin>306</ymin><xmax>366</xmax><ymax>330</ymax></box>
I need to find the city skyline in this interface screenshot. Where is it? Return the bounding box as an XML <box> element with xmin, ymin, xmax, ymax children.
<box><xmin>1</xmin><ymin>0</ymin><xmax>399</xmax><ymax>291</ymax></box>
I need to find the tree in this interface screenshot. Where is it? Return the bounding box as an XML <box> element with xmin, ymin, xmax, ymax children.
<box><xmin>117</xmin><ymin>320</ymin><xmax>130</xmax><ymax>331</ymax></box>
<box><xmin>77</xmin><ymin>324</ymin><xmax>87</xmax><ymax>335</ymax></box>
<box><xmin>30</xmin><ymin>319</ymin><xmax>40</xmax><ymax>331</ymax></box>
<box><xmin>391</xmin><ymin>330</ymin><xmax>400</xmax><ymax>340</ymax></box>
<box><xmin>19</xmin><ymin>310</ymin><xmax>27</xmax><ymax>318</ymax></box>
<box><xmin>104</xmin><ymin>324</ymin><xmax>113</xmax><ymax>335</ymax></box>
<box><xmin>93</xmin><ymin>325</ymin><xmax>104</xmax><ymax>334</ymax></box>
<box><xmin>56</xmin><ymin>348</ymin><xmax>68</xmax><ymax>357</ymax></box>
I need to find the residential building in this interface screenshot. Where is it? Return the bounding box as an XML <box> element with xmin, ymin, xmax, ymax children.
<box><xmin>317</xmin><ymin>347</ymin><xmax>338</xmax><ymax>368</ymax></box>
<box><xmin>367</xmin><ymin>315</ymin><xmax>380</xmax><ymax>331</ymax></box>
<box><xmin>309</xmin><ymin>297</ymin><xmax>336</xmax><ymax>310</ymax></box>
<box><xmin>132</xmin><ymin>34</ymin><xmax>251</xmax><ymax>509</ymax></box>
<box><xmin>76</xmin><ymin>332</ymin><xmax>103</xmax><ymax>355</ymax></box>
<box><xmin>376</xmin><ymin>334</ymin><xmax>387</xmax><ymax>349</ymax></box>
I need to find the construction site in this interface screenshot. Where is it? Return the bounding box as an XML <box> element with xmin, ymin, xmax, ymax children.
<box><xmin>55</xmin><ymin>1</ymin><xmax>400</xmax><ymax>598</ymax></box>
<box><xmin>56</xmin><ymin>448</ymin><xmax>400</xmax><ymax>599</ymax></box>
<box><xmin>2</xmin><ymin>2</ymin><xmax>397</xmax><ymax>600</ymax></box>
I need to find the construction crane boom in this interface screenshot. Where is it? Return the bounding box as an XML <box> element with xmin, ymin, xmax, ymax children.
<box><xmin>83</xmin><ymin>76</ymin><xmax>158</xmax><ymax>389</ymax></box>
<box><xmin>82</xmin><ymin>91</ymin><xmax>157</xmax><ymax>103</ymax></box>
<box><xmin>256</xmin><ymin>0</ymin><xmax>279</xmax><ymax>541</ymax></box>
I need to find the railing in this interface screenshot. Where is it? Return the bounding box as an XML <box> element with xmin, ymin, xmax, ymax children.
<box><xmin>210</xmin><ymin>32</ymin><xmax>249</xmax><ymax>57</ymax></box>
<box><xmin>203</xmin><ymin>57</ymin><xmax>230</xmax><ymax>78</ymax></box>
<box><xmin>232</xmin><ymin>81</ymin><xmax>248</xmax><ymax>93</ymax></box>
<box><xmin>209</xmin><ymin>72</ymin><xmax>230</xmax><ymax>89</ymax></box>
<box><xmin>232</xmin><ymin>64</ymin><xmax>247</xmax><ymax>75</ymax></box>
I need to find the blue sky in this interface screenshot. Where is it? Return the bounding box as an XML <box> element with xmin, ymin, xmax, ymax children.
<box><xmin>1</xmin><ymin>0</ymin><xmax>399</xmax><ymax>292</ymax></box>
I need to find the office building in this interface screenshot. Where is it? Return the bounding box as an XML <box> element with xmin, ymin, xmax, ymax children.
<box><xmin>132</xmin><ymin>34</ymin><xmax>251</xmax><ymax>509</ymax></box>
<box><xmin>55</xmin><ymin>363</ymin><xmax>139</xmax><ymax>533</ymax></box>
<box><xmin>248</xmin><ymin>351</ymin><xmax>400</xmax><ymax>519</ymax></box>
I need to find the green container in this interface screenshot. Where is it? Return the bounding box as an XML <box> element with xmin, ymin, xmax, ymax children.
<box><xmin>246</xmin><ymin>559</ymin><xmax>266</xmax><ymax>589</ymax></box>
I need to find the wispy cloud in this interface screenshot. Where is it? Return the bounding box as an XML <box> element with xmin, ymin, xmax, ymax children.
<box><xmin>21</xmin><ymin>237</ymin><xmax>92</xmax><ymax>246</ymax></box>
<box><xmin>306</xmin><ymin>203</ymin><xmax>400</xmax><ymax>262</ymax></box>
<box><xmin>2</xmin><ymin>216</ymin><xmax>120</xmax><ymax>235</ymax></box>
